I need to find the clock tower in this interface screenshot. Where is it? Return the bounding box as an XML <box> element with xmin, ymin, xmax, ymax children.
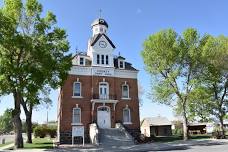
<box><xmin>87</xmin><ymin>18</ymin><xmax>115</xmax><ymax>67</ymax></box>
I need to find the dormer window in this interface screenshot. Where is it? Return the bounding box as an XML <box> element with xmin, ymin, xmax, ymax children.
<box><xmin>118</xmin><ymin>60</ymin><xmax>125</xmax><ymax>69</ymax></box>
<box><xmin>79</xmin><ymin>57</ymin><xmax>84</xmax><ymax>65</ymax></box>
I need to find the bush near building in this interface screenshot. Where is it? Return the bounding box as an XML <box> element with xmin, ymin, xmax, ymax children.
<box><xmin>34</xmin><ymin>125</ymin><xmax>57</xmax><ymax>138</ymax></box>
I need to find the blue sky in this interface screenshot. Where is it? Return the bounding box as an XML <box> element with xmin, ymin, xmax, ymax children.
<box><xmin>0</xmin><ymin>0</ymin><xmax>228</xmax><ymax>123</ymax></box>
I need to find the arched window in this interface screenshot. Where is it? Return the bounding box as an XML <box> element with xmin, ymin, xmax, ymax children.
<box><xmin>122</xmin><ymin>84</ymin><xmax>129</xmax><ymax>99</ymax></box>
<box><xmin>72</xmin><ymin>107</ymin><xmax>81</xmax><ymax>124</ymax></box>
<box><xmin>123</xmin><ymin>107</ymin><xmax>131</xmax><ymax>124</ymax></box>
<box><xmin>73</xmin><ymin>82</ymin><xmax>81</xmax><ymax>97</ymax></box>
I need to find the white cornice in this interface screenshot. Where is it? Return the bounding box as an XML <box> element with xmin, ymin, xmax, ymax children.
<box><xmin>69</xmin><ymin>66</ymin><xmax>138</xmax><ymax>79</ymax></box>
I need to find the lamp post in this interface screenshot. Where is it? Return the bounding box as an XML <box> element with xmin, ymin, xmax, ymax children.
<box><xmin>46</xmin><ymin>105</ymin><xmax>49</xmax><ymax>125</ymax></box>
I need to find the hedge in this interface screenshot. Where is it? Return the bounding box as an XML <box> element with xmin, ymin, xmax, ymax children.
<box><xmin>34</xmin><ymin>125</ymin><xmax>57</xmax><ymax>138</ymax></box>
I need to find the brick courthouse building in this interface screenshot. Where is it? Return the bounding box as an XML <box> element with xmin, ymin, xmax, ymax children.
<box><xmin>57</xmin><ymin>18</ymin><xmax>140</xmax><ymax>144</ymax></box>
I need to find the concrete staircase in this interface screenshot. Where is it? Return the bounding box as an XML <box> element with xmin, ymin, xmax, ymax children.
<box><xmin>99</xmin><ymin>128</ymin><xmax>134</xmax><ymax>146</ymax></box>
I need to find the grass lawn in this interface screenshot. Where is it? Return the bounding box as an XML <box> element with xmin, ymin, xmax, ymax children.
<box><xmin>152</xmin><ymin>134</ymin><xmax>212</xmax><ymax>142</ymax></box>
<box><xmin>24</xmin><ymin>137</ymin><xmax>54</xmax><ymax>149</ymax></box>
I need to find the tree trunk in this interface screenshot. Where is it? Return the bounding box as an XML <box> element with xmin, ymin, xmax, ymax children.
<box><xmin>182</xmin><ymin>105</ymin><xmax>189</xmax><ymax>140</ymax></box>
<box><xmin>219</xmin><ymin>116</ymin><xmax>225</xmax><ymax>138</ymax></box>
<box><xmin>13</xmin><ymin>92</ymin><xmax>24</xmax><ymax>148</ymax></box>
<box><xmin>183</xmin><ymin>115</ymin><xmax>189</xmax><ymax>140</ymax></box>
<box><xmin>25</xmin><ymin>113</ymin><xmax>32</xmax><ymax>143</ymax></box>
<box><xmin>20</xmin><ymin>99</ymin><xmax>33</xmax><ymax>143</ymax></box>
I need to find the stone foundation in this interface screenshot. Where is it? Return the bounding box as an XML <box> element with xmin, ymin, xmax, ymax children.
<box><xmin>59</xmin><ymin>131</ymin><xmax>90</xmax><ymax>144</ymax></box>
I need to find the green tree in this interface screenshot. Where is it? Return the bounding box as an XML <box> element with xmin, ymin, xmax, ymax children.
<box><xmin>141</xmin><ymin>28</ymin><xmax>207</xmax><ymax>140</ymax></box>
<box><xmin>0</xmin><ymin>0</ymin><xmax>72</xmax><ymax>148</ymax></box>
<box><xmin>200</xmin><ymin>36</ymin><xmax>228</xmax><ymax>137</ymax></box>
<box><xmin>0</xmin><ymin>109</ymin><xmax>13</xmax><ymax>134</ymax></box>
<box><xmin>21</xmin><ymin>87</ymin><xmax>52</xmax><ymax>143</ymax></box>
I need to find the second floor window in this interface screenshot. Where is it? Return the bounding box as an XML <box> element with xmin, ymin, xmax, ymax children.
<box><xmin>122</xmin><ymin>85</ymin><xmax>129</xmax><ymax>98</ymax></box>
<box><xmin>73</xmin><ymin>82</ymin><xmax>81</xmax><ymax>97</ymax></box>
<box><xmin>99</xmin><ymin>82</ymin><xmax>109</xmax><ymax>99</ymax></box>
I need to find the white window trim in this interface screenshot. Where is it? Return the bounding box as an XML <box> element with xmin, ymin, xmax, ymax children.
<box><xmin>72</xmin><ymin>96</ymin><xmax>83</xmax><ymax>99</ymax></box>
<box><xmin>123</xmin><ymin>107</ymin><xmax>132</xmax><ymax>124</ymax></box>
<box><xmin>118</xmin><ymin>60</ymin><xmax>125</xmax><ymax>69</ymax></box>
<box><xmin>121</xmin><ymin>84</ymin><xmax>130</xmax><ymax>99</ymax></box>
<box><xmin>73</xmin><ymin>82</ymin><xmax>82</xmax><ymax>97</ymax></box>
<box><xmin>99</xmin><ymin>82</ymin><xmax>109</xmax><ymax>98</ymax></box>
<box><xmin>72</xmin><ymin>107</ymin><xmax>81</xmax><ymax>125</ymax></box>
<box><xmin>78</xmin><ymin>57</ymin><xmax>85</xmax><ymax>66</ymax></box>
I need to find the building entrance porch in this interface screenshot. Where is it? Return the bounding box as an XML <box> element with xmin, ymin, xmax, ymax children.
<box><xmin>97</xmin><ymin>106</ymin><xmax>111</xmax><ymax>128</ymax></box>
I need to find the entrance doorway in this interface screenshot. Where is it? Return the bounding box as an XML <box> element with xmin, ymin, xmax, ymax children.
<box><xmin>97</xmin><ymin>106</ymin><xmax>111</xmax><ymax>128</ymax></box>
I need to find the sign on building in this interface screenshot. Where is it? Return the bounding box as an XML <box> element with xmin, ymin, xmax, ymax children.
<box><xmin>72</xmin><ymin>126</ymin><xmax>84</xmax><ymax>146</ymax></box>
<box><xmin>92</xmin><ymin>68</ymin><xmax>114</xmax><ymax>76</ymax></box>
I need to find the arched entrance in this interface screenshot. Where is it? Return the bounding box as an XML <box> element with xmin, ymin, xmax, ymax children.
<box><xmin>97</xmin><ymin>106</ymin><xmax>111</xmax><ymax>128</ymax></box>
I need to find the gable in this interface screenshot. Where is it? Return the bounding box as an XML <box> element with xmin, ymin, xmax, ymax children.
<box><xmin>90</xmin><ymin>33</ymin><xmax>116</xmax><ymax>49</ymax></box>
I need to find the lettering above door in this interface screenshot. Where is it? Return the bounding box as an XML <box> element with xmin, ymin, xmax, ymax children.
<box><xmin>92</xmin><ymin>68</ymin><xmax>114</xmax><ymax>77</ymax></box>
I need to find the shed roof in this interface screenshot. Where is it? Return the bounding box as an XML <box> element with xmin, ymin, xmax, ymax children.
<box><xmin>142</xmin><ymin>116</ymin><xmax>172</xmax><ymax>126</ymax></box>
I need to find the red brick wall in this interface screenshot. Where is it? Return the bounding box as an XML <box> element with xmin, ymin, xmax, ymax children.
<box><xmin>58</xmin><ymin>74</ymin><xmax>140</xmax><ymax>132</ymax></box>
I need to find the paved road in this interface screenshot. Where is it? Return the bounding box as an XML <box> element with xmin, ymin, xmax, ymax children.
<box><xmin>1</xmin><ymin>139</ymin><xmax>228</xmax><ymax>152</ymax></box>
<box><xmin>55</xmin><ymin>139</ymin><xmax>228</xmax><ymax>152</ymax></box>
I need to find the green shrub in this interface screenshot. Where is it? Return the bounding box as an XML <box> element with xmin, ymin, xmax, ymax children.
<box><xmin>172</xmin><ymin>128</ymin><xmax>183</xmax><ymax>136</ymax></box>
<box><xmin>34</xmin><ymin>125</ymin><xmax>57</xmax><ymax>138</ymax></box>
<box><xmin>34</xmin><ymin>125</ymin><xmax>47</xmax><ymax>138</ymax></box>
<box><xmin>47</xmin><ymin>128</ymin><xmax>57</xmax><ymax>138</ymax></box>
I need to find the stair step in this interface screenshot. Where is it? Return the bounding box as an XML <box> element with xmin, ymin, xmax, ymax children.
<box><xmin>99</xmin><ymin>128</ymin><xmax>134</xmax><ymax>146</ymax></box>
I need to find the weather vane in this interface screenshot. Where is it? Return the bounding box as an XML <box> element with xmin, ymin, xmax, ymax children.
<box><xmin>99</xmin><ymin>9</ymin><xmax>102</xmax><ymax>18</ymax></box>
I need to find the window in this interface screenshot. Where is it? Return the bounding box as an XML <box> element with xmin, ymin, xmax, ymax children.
<box><xmin>97</xmin><ymin>54</ymin><xmax>100</xmax><ymax>64</ymax></box>
<box><xmin>123</xmin><ymin>108</ymin><xmax>131</xmax><ymax>123</ymax></box>
<box><xmin>122</xmin><ymin>85</ymin><xmax>129</xmax><ymax>99</ymax></box>
<box><xmin>72</xmin><ymin>108</ymin><xmax>81</xmax><ymax>124</ymax></box>
<box><xmin>79</xmin><ymin>57</ymin><xmax>84</xmax><ymax>65</ymax></box>
<box><xmin>106</xmin><ymin>55</ymin><xmax>109</xmax><ymax>65</ymax></box>
<box><xmin>100</xmin><ymin>27</ymin><xmax>103</xmax><ymax>32</ymax></box>
<box><xmin>119</xmin><ymin>61</ymin><xmax>124</xmax><ymax>69</ymax></box>
<box><xmin>73</xmin><ymin>82</ymin><xmax>81</xmax><ymax>97</ymax></box>
<box><xmin>101</xmin><ymin>55</ymin><xmax>104</xmax><ymax>64</ymax></box>
<box><xmin>99</xmin><ymin>82</ymin><xmax>109</xmax><ymax>99</ymax></box>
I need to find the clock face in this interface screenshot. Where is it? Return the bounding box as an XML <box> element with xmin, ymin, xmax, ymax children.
<box><xmin>99</xmin><ymin>41</ymin><xmax>107</xmax><ymax>48</ymax></box>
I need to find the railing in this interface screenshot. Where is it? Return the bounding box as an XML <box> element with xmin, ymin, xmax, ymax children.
<box><xmin>116</xmin><ymin>122</ymin><xmax>143</xmax><ymax>144</ymax></box>
<box><xmin>92</xmin><ymin>94</ymin><xmax>117</xmax><ymax>100</ymax></box>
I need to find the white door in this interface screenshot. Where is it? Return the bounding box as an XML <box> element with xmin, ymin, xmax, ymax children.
<box><xmin>97</xmin><ymin>106</ymin><xmax>111</xmax><ymax>128</ymax></box>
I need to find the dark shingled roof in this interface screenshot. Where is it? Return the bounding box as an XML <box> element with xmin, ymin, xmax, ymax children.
<box><xmin>90</xmin><ymin>34</ymin><xmax>116</xmax><ymax>49</ymax></box>
<box><xmin>114</xmin><ymin>58</ymin><xmax>137</xmax><ymax>71</ymax></box>
<box><xmin>91</xmin><ymin>18</ymin><xmax>108</xmax><ymax>28</ymax></box>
